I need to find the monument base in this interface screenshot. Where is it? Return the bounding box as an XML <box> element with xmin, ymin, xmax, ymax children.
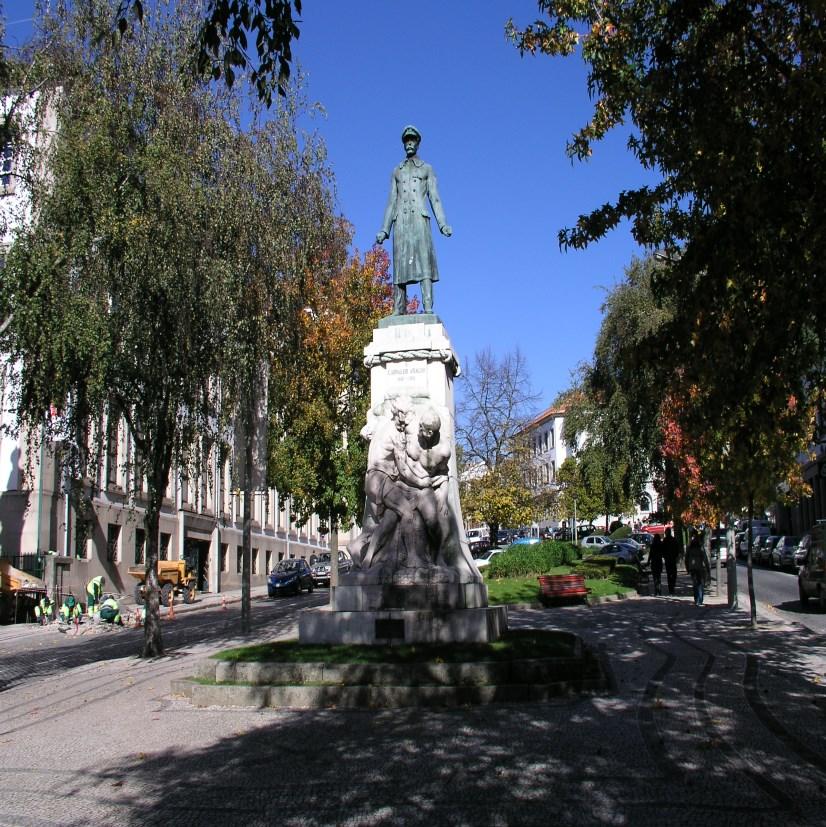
<box><xmin>298</xmin><ymin>604</ymin><xmax>508</xmax><ymax>645</ymax></box>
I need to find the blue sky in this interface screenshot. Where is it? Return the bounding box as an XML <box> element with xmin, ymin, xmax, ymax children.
<box><xmin>5</xmin><ymin>0</ymin><xmax>654</xmax><ymax>410</ymax></box>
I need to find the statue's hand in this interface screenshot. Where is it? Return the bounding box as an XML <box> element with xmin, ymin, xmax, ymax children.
<box><xmin>441</xmin><ymin>225</ymin><xmax>453</xmax><ymax>237</ymax></box>
<box><xmin>375</xmin><ymin>231</ymin><xmax>388</xmax><ymax>244</ymax></box>
<box><xmin>432</xmin><ymin>474</ymin><xmax>448</xmax><ymax>488</ymax></box>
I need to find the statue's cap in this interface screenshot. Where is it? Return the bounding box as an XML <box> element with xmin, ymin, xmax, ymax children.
<box><xmin>401</xmin><ymin>125</ymin><xmax>421</xmax><ymax>143</ymax></box>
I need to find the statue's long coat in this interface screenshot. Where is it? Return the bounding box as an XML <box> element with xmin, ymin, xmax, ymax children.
<box><xmin>379</xmin><ymin>156</ymin><xmax>449</xmax><ymax>286</ymax></box>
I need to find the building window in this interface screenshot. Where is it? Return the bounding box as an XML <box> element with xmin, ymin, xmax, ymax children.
<box><xmin>236</xmin><ymin>545</ymin><xmax>243</xmax><ymax>574</ymax></box>
<box><xmin>134</xmin><ymin>528</ymin><xmax>145</xmax><ymax>565</ymax></box>
<box><xmin>639</xmin><ymin>493</ymin><xmax>652</xmax><ymax>512</ymax></box>
<box><xmin>252</xmin><ymin>548</ymin><xmax>259</xmax><ymax>575</ymax></box>
<box><xmin>106</xmin><ymin>524</ymin><xmax>121</xmax><ymax>562</ymax></box>
<box><xmin>1</xmin><ymin>143</ymin><xmax>13</xmax><ymax>192</ymax></box>
<box><xmin>220</xmin><ymin>543</ymin><xmax>228</xmax><ymax>573</ymax></box>
<box><xmin>76</xmin><ymin>521</ymin><xmax>92</xmax><ymax>559</ymax></box>
<box><xmin>265</xmin><ymin>549</ymin><xmax>273</xmax><ymax>573</ymax></box>
<box><xmin>159</xmin><ymin>532</ymin><xmax>171</xmax><ymax>561</ymax></box>
<box><xmin>106</xmin><ymin>420</ymin><xmax>118</xmax><ymax>488</ymax></box>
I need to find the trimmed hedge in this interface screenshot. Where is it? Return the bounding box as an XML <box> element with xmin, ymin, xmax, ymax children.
<box><xmin>611</xmin><ymin>563</ymin><xmax>640</xmax><ymax>588</ymax></box>
<box><xmin>573</xmin><ymin>563</ymin><xmax>611</xmax><ymax>580</ymax></box>
<box><xmin>486</xmin><ymin>540</ymin><xmax>581</xmax><ymax>579</ymax></box>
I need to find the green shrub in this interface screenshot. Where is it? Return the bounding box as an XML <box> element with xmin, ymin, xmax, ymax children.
<box><xmin>610</xmin><ymin>525</ymin><xmax>632</xmax><ymax>539</ymax></box>
<box><xmin>573</xmin><ymin>564</ymin><xmax>611</xmax><ymax>580</ymax></box>
<box><xmin>486</xmin><ymin>540</ymin><xmax>580</xmax><ymax>578</ymax></box>
<box><xmin>611</xmin><ymin>563</ymin><xmax>640</xmax><ymax>588</ymax></box>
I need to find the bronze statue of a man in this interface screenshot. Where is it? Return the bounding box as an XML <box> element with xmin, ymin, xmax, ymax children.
<box><xmin>376</xmin><ymin>126</ymin><xmax>452</xmax><ymax>315</ymax></box>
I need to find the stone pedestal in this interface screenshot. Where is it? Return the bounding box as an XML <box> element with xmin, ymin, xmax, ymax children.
<box><xmin>298</xmin><ymin>315</ymin><xmax>507</xmax><ymax>646</ymax></box>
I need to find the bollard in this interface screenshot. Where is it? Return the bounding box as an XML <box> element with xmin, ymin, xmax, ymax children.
<box><xmin>221</xmin><ymin>595</ymin><xmax>228</xmax><ymax>611</ymax></box>
<box><xmin>167</xmin><ymin>589</ymin><xmax>175</xmax><ymax>620</ymax></box>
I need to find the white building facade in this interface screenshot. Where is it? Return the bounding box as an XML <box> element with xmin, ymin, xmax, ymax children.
<box><xmin>525</xmin><ymin>404</ymin><xmax>660</xmax><ymax>535</ymax></box>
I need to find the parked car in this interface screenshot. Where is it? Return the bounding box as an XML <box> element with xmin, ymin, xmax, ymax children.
<box><xmin>795</xmin><ymin>534</ymin><xmax>811</xmax><ymax>567</ymax></box>
<box><xmin>474</xmin><ymin>548</ymin><xmax>505</xmax><ymax>569</ymax></box>
<box><xmin>631</xmin><ymin>532</ymin><xmax>654</xmax><ymax>547</ymax></box>
<box><xmin>267</xmin><ymin>558</ymin><xmax>314</xmax><ymax>597</ymax></box>
<box><xmin>756</xmin><ymin>535</ymin><xmax>781</xmax><ymax>565</ymax></box>
<box><xmin>510</xmin><ymin>536</ymin><xmax>541</xmax><ymax>547</ymax></box>
<box><xmin>798</xmin><ymin>535</ymin><xmax>826</xmax><ymax>608</ymax></box>
<box><xmin>770</xmin><ymin>536</ymin><xmax>801</xmax><ymax>570</ymax></box>
<box><xmin>310</xmin><ymin>551</ymin><xmax>353</xmax><ymax>587</ymax></box>
<box><xmin>466</xmin><ymin>528</ymin><xmax>490</xmax><ymax>555</ymax></box>
<box><xmin>580</xmin><ymin>534</ymin><xmax>612</xmax><ymax>551</ymax></box>
<box><xmin>587</xmin><ymin>542</ymin><xmax>641</xmax><ymax>566</ymax></box>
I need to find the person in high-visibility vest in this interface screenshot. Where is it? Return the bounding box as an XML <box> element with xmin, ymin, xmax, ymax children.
<box><xmin>86</xmin><ymin>576</ymin><xmax>105</xmax><ymax>617</ymax></box>
<box><xmin>59</xmin><ymin>594</ymin><xmax>82</xmax><ymax>624</ymax></box>
<box><xmin>98</xmin><ymin>594</ymin><xmax>122</xmax><ymax>626</ymax></box>
<box><xmin>34</xmin><ymin>594</ymin><xmax>54</xmax><ymax>625</ymax></box>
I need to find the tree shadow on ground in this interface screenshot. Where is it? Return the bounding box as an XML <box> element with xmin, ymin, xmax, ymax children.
<box><xmin>75</xmin><ymin>591</ymin><xmax>826</xmax><ymax>826</ymax></box>
<box><xmin>0</xmin><ymin>597</ymin><xmax>323</xmax><ymax>692</ymax></box>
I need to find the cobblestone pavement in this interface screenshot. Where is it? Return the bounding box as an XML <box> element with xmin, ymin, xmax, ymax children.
<box><xmin>1</xmin><ymin>575</ymin><xmax>825</xmax><ymax>826</ymax></box>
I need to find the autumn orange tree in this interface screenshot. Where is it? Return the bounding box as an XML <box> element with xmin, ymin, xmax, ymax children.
<box><xmin>268</xmin><ymin>243</ymin><xmax>394</xmax><ymax>539</ymax></box>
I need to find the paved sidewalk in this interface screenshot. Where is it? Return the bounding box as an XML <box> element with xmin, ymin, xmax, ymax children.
<box><xmin>1</xmin><ymin>572</ymin><xmax>825</xmax><ymax>826</ymax></box>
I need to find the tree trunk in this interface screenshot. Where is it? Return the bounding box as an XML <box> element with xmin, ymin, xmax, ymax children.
<box><xmin>241</xmin><ymin>384</ymin><xmax>253</xmax><ymax>636</ymax></box>
<box><xmin>726</xmin><ymin>513</ymin><xmax>738</xmax><ymax>609</ymax></box>
<box><xmin>747</xmin><ymin>492</ymin><xmax>757</xmax><ymax>625</ymax></box>
<box><xmin>488</xmin><ymin>521</ymin><xmax>499</xmax><ymax>548</ymax></box>
<box><xmin>330</xmin><ymin>520</ymin><xmax>339</xmax><ymax>598</ymax></box>
<box><xmin>141</xmin><ymin>500</ymin><xmax>164</xmax><ymax>657</ymax></box>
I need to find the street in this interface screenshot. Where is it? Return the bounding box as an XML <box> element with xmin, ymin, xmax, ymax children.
<box><xmin>1</xmin><ymin>578</ymin><xmax>826</xmax><ymax>826</ymax></box>
<box><xmin>728</xmin><ymin>561</ymin><xmax>826</xmax><ymax>635</ymax></box>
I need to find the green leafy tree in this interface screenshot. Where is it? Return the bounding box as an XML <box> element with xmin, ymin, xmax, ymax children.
<box><xmin>461</xmin><ymin>459</ymin><xmax>535</xmax><ymax>542</ymax></box>
<box><xmin>215</xmin><ymin>87</ymin><xmax>344</xmax><ymax>633</ymax></box>
<box><xmin>108</xmin><ymin>0</ymin><xmax>301</xmax><ymax>105</ymax></box>
<box><xmin>0</xmin><ymin>0</ymin><xmax>282</xmax><ymax>655</ymax></box>
<box><xmin>508</xmin><ymin>2</ymin><xmax>826</xmax><ymax>529</ymax></box>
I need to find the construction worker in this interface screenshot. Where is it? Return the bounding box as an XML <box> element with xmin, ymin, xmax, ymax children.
<box><xmin>58</xmin><ymin>594</ymin><xmax>82</xmax><ymax>624</ymax></box>
<box><xmin>98</xmin><ymin>594</ymin><xmax>122</xmax><ymax>626</ymax></box>
<box><xmin>85</xmin><ymin>575</ymin><xmax>105</xmax><ymax>617</ymax></box>
<box><xmin>34</xmin><ymin>594</ymin><xmax>54</xmax><ymax>625</ymax></box>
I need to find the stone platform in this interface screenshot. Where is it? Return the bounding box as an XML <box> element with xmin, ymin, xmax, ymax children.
<box><xmin>298</xmin><ymin>603</ymin><xmax>507</xmax><ymax>645</ymax></box>
<box><xmin>172</xmin><ymin>631</ymin><xmax>608</xmax><ymax>709</ymax></box>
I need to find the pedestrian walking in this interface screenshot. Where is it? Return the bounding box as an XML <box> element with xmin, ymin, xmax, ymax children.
<box><xmin>662</xmin><ymin>527</ymin><xmax>680</xmax><ymax>595</ymax></box>
<box><xmin>648</xmin><ymin>534</ymin><xmax>664</xmax><ymax>595</ymax></box>
<box><xmin>686</xmin><ymin>532</ymin><xmax>711</xmax><ymax>605</ymax></box>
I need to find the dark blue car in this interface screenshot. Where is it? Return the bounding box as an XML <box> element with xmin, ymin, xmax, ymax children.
<box><xmin>267</xmin><ymin>559</ymin><xmax>315</xmax><ymax>597</ymax></box>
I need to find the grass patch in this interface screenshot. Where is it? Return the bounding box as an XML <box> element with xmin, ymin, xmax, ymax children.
<box><xmin>213</xmin><ymin>628</ymin><xmax>577</xmax><ymax>664</ymax></box>
<box><xmin>484</xmin><ymin>571</ymin><xmax>567</xmax><ymax>604</ymax></box>
<box><xmin>484</xmin><ymin>567</ymin><xmax>637</xmax><ymax>604</ymax></box>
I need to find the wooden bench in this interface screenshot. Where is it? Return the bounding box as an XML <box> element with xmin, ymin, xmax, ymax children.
<box><xmin>538</xmin><ymin>574</ymin><xmax>591</xmax><ymax>604</ymax></box>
